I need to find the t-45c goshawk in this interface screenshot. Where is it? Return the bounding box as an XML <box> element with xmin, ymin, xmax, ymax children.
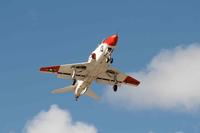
<box><xmin>40</xmin><ymin>34</ymin><xmax>140</xmax><ymax>101</ymax></box>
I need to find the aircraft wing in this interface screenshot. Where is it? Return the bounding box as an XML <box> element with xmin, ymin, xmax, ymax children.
<box><xmin>96</xmin><ymin>67</ymin><xmax>140</xmax><ymax>86</ymax></box>
<box><xmin>40</xmin><ymin>62</ymin><xmax>90</xmax><ymax>81</ymax></box>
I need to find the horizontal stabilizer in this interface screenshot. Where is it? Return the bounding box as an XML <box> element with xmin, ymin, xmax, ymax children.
<box><xmin>51</xmin><ymin>85</ymin><xmax>75</xmax><ymax>94</ymax></box>
<box><xmin>85</xmin><ymin>88</ymin><xmax>100</xmax><ymax>100</ymax></box>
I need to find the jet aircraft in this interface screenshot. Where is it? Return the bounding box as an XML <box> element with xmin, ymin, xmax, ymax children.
<box><xmin>40</xmin><ymin>34</ymin><xmax>140</xmax><ymax>101</ymax></box>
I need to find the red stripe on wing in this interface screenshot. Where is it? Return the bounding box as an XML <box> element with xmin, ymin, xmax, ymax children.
<box><xmin>123</xmin><ymin>76</ymin><xmax>140</xmax><ymax>86</ymax></box>
<box><xmin>40</xmin><ymin>65</ymin><xmax>60</xmax><ymax>73</ymax></box>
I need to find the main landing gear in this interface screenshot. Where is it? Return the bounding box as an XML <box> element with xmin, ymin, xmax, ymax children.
<box><xmin>72</xmin><ymin>79</ymin><xmax>76</xmax><ymax>85</ymax></box>
<box><xmin>72</xmin><ymin>68</ymin><xmax>77</xmax><ymax>85</ymax></box>
<box><xmin>72</xmin><ymin>68</ymin><xmax>76</xmax><ymax>79</ymax></box>
<box><xmin>75</xmin><ymin>96</ymin><xmax>79</xmax><ymax>101</ymax></box>
<box><xmin>110</xmin><ymin>58</ymin><xmax>113</xmax><ymax>64</ymax></box>
<box><xmin>113</xmin><ymin>84</ymin><xmax>118</xmax><ymax>92</ymax></box>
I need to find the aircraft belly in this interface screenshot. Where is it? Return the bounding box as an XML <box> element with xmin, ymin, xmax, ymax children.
<box><xmin>75</xmin><ymin>79</ymin><xmax>93</xmax><ymax>96</ymax></box>
<box><xmin>75</xmin><ymin>61</ymin><xmax>107</xmax><ymax>97</ymax></box>
<box><xmin>75</xmin><ymin>53</ymin><xmax>109</xmax><ymax>97</ymax></box>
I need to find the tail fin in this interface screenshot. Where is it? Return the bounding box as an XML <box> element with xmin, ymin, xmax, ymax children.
<box><xmin>85</xmin><ymin>88</ymin><xmax>100</xmax><ymax>100</ymax></box>
<box><xmin>51</xmin><ymin>85</ymin><xmax>75</xmax><ymax>94</ymax></box>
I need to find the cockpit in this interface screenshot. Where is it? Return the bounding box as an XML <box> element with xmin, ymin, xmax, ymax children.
<box><xmin>99</xmin><ymin>45</ymin><xmax>113</xmax><ymax>54</ymax></box>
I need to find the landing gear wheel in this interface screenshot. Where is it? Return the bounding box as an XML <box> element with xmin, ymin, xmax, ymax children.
<box><xmin>113</xmin><ymin>85</ymin><xmax>118</xmax><ymax>92</ymax></box>
<box><xmin>110</xmin><ymin>58</ymin><xmax>113</xmax><ymax>64</ymax></box>
<box><xmin>75</xmin><ymin>96</ymin><xmax>79</xmax><ymax>101</ymax></box>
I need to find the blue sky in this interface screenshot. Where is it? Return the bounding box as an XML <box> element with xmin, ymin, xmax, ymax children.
<box><xmin>1</xmin><ymin>0</ymin><xmax>200</xmax><ymax>133</ymax></box>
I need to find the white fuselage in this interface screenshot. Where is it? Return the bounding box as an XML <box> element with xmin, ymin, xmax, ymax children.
<box><xmin>74</xmin><ymin>43</ymin><xmax>114</xmax><ymax>97</ymax></box>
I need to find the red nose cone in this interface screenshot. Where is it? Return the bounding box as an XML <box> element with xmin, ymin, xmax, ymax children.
<box><xmin>103</xmin><ymin>34</ymin><xmax>118</xmax><ymax>46</ymax></box>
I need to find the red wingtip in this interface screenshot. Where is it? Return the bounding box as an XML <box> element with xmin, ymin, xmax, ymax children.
<box><xmin>40</xmin><ymin>65</ymin><xmax>60</xmax><ymax>73</ymax></box>
<box><xmin>103</xmin><ymin>34</ymin><xmax>118</xmax><ymax>46</ymax></box>
<box><xmin>124</xmin><ymin>76</ymin><xmax>140</xmax><ymax>86</ymax></box>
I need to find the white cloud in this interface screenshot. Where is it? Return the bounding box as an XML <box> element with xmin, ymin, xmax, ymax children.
<box><xmin>9</xmin><ymin>131</ymin><xmax>16</xmax><ymax>133</ymax></box>
<box><xmin>23</xmin><ymin>105</ymin><xmax>97</xmax><ymax>133</ymax></box>
<box><xmin>175</xmin><ymin>131</ymin><xmax>184</xmax><ymax>133</ymax></box>
<box><xmin>105</xmin><ymin>44</ymin><xmax>200</xmax><ymax>111</ymax></box>
<box><xmin>147</xmin><ymin>131</ymin><xmax>184</xmax><ymax>133</ymax></box>
<box><xmin>148</xmin><ymin>131</ymin><xmax>155</xmax><ymax>133</ymax></box>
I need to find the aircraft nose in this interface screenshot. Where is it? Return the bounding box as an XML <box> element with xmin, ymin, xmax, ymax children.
<box><xmin>103</xmin><ymin>34</ymin><xmax>118</xmax><ymax>46</ymax></box>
